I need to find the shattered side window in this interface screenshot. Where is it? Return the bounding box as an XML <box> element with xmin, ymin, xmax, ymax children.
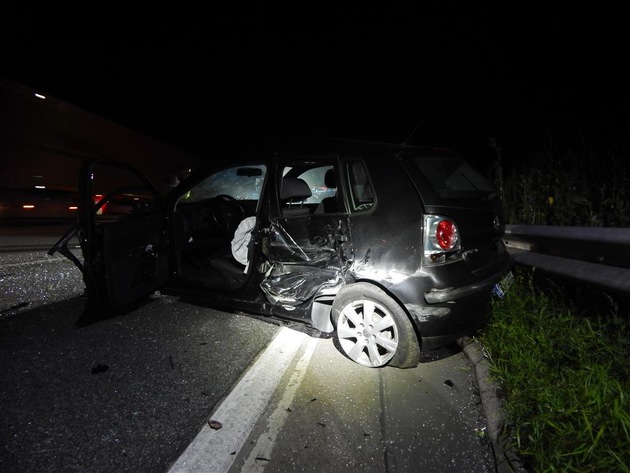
<box><xmin>346</xmin><ymin>161</ymin><xmax>375</xmax><ymax>212</ymax></box>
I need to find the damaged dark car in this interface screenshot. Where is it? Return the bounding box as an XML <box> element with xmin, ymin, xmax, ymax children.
<box><xmin>51</xmin><ymin>137</ymin><xmax>514</xmax><ymax>368</ymax></box>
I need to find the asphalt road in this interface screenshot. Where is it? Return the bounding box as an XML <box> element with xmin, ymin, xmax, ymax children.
<box><xmin>0</xmin><ymin>224</ymin><xmax>79</xmax><ymax>253</ymax></box>
<box><xmin>0</xmin><ymin>246</ymin><xmax>500</xmax><ymax>472</ymax></box>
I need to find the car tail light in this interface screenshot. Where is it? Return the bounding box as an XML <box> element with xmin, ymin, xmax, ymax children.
<box><xmin>423</xmin><ymin>215</ymin><xmax>462</xmax><ymax>265</ymax></box>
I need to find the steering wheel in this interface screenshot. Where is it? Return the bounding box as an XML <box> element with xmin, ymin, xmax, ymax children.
<box><xmin>210</xmin><ymin>194</ymin><xmax>245</xmax><ymax>236</ymax></box>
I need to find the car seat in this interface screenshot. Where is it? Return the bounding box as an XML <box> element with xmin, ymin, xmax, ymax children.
<box><xmin>281</xmin><ymin>177</ymin><xmax>312</xmax><ymax>217</ymax></box>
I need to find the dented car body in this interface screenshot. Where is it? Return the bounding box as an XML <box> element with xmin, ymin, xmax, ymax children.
<box><xmin>53</xmin><ymin>138</ymin><xmax>513</xmax><ymax>368</ymax></box>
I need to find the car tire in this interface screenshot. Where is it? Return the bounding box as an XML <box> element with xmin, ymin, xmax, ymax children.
<box><xmin>332</xmin><ymin>283</ymin><xmax>420</xmax><ymax>368</ymax></box>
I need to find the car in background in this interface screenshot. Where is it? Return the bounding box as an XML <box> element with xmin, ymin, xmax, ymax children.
<box><xmin>51</xmin><ymin>137</ymin><xmax>513</xmax><ymax>368</ymax></box>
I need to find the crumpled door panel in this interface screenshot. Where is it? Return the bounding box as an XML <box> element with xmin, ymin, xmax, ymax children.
<box><xmin>260</xmin><ymin>263</ymin><xmax>344</xmax><ymax>305</ymax></box>
<box><xmin>260</xmin><ymin>220</ymin><xmax>351</xmax><ymax>306</ymax></box>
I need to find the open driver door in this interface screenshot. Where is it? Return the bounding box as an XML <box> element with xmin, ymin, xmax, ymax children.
<box><xmin>51</xmin><ymin>158</ymin><xmax>171</xmax><ymax>316</ymax></box>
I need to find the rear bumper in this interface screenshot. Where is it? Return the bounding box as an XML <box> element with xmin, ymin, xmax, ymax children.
<box><xmin>424</xmin><ymin>269</ymin><xmax>506</xmax><ymax>304</ymax></box>
<box><xmin>390</xmin><ymin>253</ymin><xmax>514</xmax><ymax>348</ymax></box>
<box><xmin>403</xmin><ymin>291</ymin><xmax>492</xmax><ymax>343</ymax></box>
<box><xmin>424</xmin><ymin>252</ymin><xmax>514</xmax><ymax>304</ymax></box>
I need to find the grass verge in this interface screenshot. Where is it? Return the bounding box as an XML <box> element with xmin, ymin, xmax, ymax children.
<box><xmin>477</xmin><ymin>267</ymin><xmax>630</xmax><ymax>472</ymax></box>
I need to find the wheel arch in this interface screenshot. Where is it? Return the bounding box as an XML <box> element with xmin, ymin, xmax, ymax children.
<box><xmin>311</xmin><ymin>279</ymin><xmax>423</xmax><ymax>349</ymax></box>
<box><xmin>336</xmin><ymin>280</ymin><xmax>421</xmax><ymax>337</ymax></box>
<box><xmin>327</xmin><ymin>280</ymin><xmax>423</xmax><ymax>368</ymax></box>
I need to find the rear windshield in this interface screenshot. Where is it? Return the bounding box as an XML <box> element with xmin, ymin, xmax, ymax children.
<box><xmin>412</xmin><ymin>156</ymin><xmax>495</xmax><ymax>199</ymax></box>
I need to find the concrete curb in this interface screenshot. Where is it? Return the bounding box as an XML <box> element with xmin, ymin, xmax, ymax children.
<box><xmin>457</xmin><ymin>336</ymin><xmax>529</xmax><ymax>473</ymax></box>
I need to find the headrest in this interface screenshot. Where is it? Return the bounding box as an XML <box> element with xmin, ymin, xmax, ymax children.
<box><xmin>324</xmin><ymin>169</ymin><xmax>336</xmax><ymax>188</ymax></box>
<box><xmin>281</xmin><ymin>177</ymin><xmax>312</xmax><ymax>201</ymax></box>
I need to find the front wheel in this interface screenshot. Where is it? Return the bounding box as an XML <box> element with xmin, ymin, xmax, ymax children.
<box><xmin>332</xmin><ymin>283</ymin><xmax>420</xmax><ymax>368</ymax></box>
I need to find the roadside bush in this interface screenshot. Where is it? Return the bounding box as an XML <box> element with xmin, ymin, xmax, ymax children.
<box><xmin>488</xmin><ymin>132</ymin><xmax>630</xmax><ymax>227</ymax></box>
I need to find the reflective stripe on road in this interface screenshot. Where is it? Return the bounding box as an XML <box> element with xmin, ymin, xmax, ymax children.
<box><xmin>168</xmin><ymin>327</ymin><xmax>314</xmax><ymax>473</ymax></box>
<box><xmin>240</xmin><ymin>335</ymin><xmax>319</xmax><ymax>472</ymax></box>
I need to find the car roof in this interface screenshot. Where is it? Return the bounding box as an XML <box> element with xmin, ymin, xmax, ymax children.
<box><xmin>271</xmin><ymin>135</ymin><xmax>458</xmax><ymax>159</ymax></box>
<box><xmin>189</xmin><ymin>136</ymin><xmax>461</xmax><ymax>178</ymax></box>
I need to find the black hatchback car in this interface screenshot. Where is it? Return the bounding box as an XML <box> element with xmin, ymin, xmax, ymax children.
<box><xmin>52</xmin><ymin>137</ymin><xmax>513</xmax><ymax>368</ymax></box>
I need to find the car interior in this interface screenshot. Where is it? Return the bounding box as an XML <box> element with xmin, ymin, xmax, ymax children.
<box><xmin>170</xmin><ymin>163</ymin><xmax>342</xmax><ymax>292</ymax></box>
<box><xmin>171</xmin><ymin>166</ymin><xmax>265</xmax><ymax>290</ymax></box>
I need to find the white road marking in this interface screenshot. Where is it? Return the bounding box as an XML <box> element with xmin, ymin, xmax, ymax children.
<box><xmin>240</xmin><ymin>336</ymin><xmax>319</xmax><ymax>472</ymax></box>
<box><xmin>167</xmin><ymin>327</ymin><xmax>312</xmax><ymax>473</ymax></box>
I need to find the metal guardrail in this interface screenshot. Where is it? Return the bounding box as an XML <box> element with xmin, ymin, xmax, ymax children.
<box><xmin>503</xmin><ymin>224</ymin><xmax>630</xmax><ymax>294</ymax></box>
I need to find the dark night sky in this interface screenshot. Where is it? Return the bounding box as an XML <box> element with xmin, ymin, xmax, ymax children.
<box><xmin>2</xmin><ymin>4</ymin><xmax>629</xmax><ymax>170</ymax></box>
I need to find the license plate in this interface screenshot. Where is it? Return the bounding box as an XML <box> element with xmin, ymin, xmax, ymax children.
<box><xmin>492</xmin><ymin>270</ymin><xmax>514</xmax><ymax>299</ymax></box>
